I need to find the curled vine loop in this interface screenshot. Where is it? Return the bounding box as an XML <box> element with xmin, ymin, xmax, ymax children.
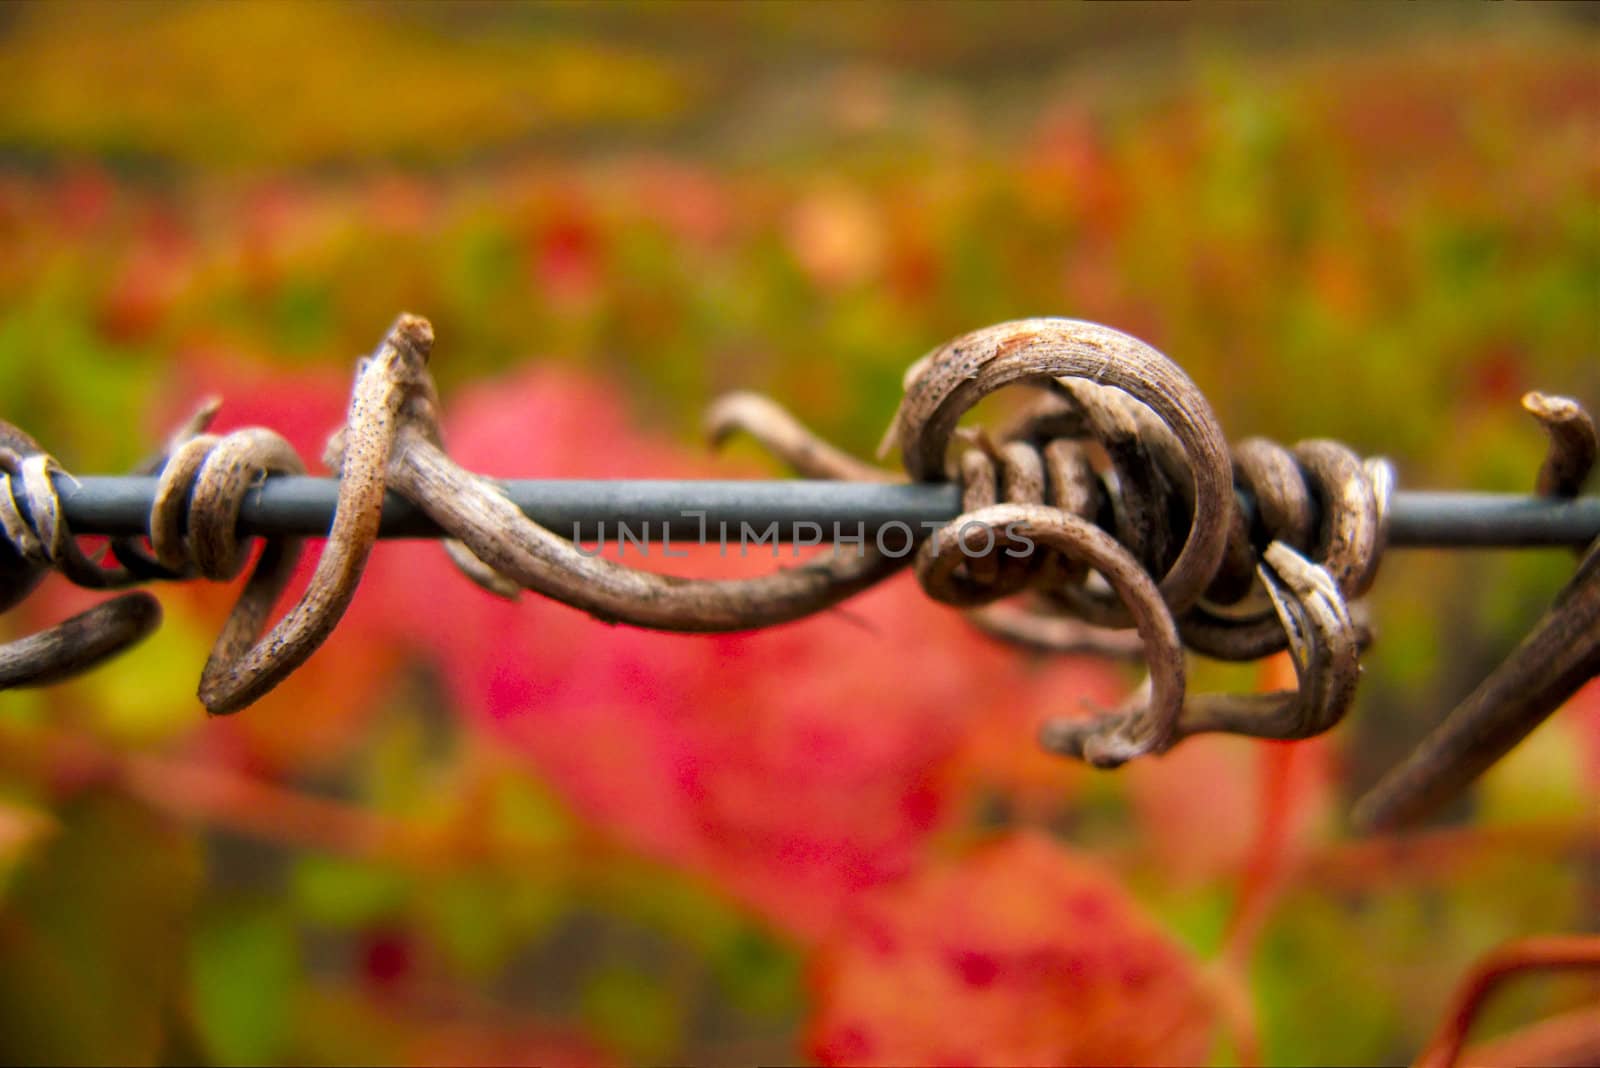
<box><xmin>886</xmin><ymin>318</ymin><xmax>1235</xmax><ymax>618</ymax></box>
<box><xmin>921</xmin><ymin>502</ymin><xmax>1187</xmax><ymax>767</ymax></box>
<box><xmin>879</xmin><ymin>319</ymin><xmax>1380</xmax><ymax>761</ymax></box>
<box><xmin>0</xmin><ymin>421</ymin><xmax>160</xmax><ymax>688</ymax></box>
<box><xmin>1163</xmin><ymin>541</ymin><xmax>1362</xmax><ymax>744</ymax></box>
<box><xmin>2</xmin><ymin>312</ymin><xmax>1590</xmax><ymax>814</ymax></box>
<box><xmin>1182</xmin><ymin>438</ymin><xmax>1391</xmax><ymax>661</ymax></box>
<box><xmin>194</xmin><ymin>314</ymin><xmax>434</xmax><ymax>714</ymax></box>
<box><xmin>704</xmin><ymin>317</ymin><xmax>1386</xmax><ymax>763</ymax></box>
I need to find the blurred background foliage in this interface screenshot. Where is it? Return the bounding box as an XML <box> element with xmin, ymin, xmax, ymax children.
<box><xmin>0</xmin><ymin>3</ymin><xmax>1596</xmax><ymax>1065</ymax></box>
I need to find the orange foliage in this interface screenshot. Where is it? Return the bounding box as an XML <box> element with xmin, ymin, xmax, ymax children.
<box><xmin>806</xmin><ymin>832</ymin><xmax>1218</xmax><ymax>1066</ymax></box>
<box><xmin>364</xmin><ymin>365</ymin><xmax>1126</xmax><ymax>938</ymax></box>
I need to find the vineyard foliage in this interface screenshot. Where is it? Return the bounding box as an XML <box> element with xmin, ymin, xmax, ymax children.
<box><xmin>0</xmin><ymin>5</ymin><xmax>1595</xmax><ymax>1065</ymax></box>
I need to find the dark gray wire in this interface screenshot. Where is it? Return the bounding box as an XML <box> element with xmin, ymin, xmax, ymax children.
<box><xmin>51</xmin><ymin>473</ymin><xmax>1600</xmax><ymax>548</ymax></box>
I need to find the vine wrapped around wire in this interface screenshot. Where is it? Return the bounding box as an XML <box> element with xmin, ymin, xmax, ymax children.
<box><xmin>1</xmin><ymin>314</ymin><xmax>1593</xmax><ymax>829</ymax></box>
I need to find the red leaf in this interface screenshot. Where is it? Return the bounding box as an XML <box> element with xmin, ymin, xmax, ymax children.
<box><xmin>806</xmin><ymin>832</ymin><xmax>1218</xmax><ymax>1066</ymax></box>
<box><xmin>1566</xmin><ymin>676</ymin><xmax>1600</xmax><ymax>789</ymax></box>
<box><xmin>948</xmin><ymin>654</ymin><xmax>1123</xmax><ymax>821</ymax></box>
<box><xmin>371</xmin><ymin>366</ymin><xmax>1125</xmax><ymax>938</ymax></box>
<box><xmin>526</xmin><ymin>193</ymin><xmax>605</xmax><ymax>310</ymax></box>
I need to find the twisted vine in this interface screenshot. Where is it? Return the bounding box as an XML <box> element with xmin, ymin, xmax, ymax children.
<box><xmin>2</xmin><ymin>314</ymin><xmax>1593</xmax><ymax>825</ymax></box>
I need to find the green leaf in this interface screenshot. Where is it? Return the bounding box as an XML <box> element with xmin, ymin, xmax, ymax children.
<box><xmin>1476</xmin><ymin>713</ymin><xmax>1588</xmax><ymax>823</ymax></box>
<box><xmin>0</xmin><ymin>793</ymin><xmax>200</xmax><ymax>1065</ymax></box>
<box><xmin>290</xmin><ymin>855</ymin><xmax>409</xmax><ymax>930</ymax></box>
<box><xmin>490</xmin><ymin>771</ymin><xmax>574</xmax><ymax>849</ymax></box>
<box><xmin>709</xmin><ymin>927</ymin><xmax>801</xmax><ymax>1018</ymax></box>
<box><xmin>579</xmin><ymin>965</ymin><xmax>680</xmax><ymax>1062</ymax></box>
<box><xmin>422</xmin><ymin>874</ymin><xmax>515</xmax><ymax>978</ymax></box>
<box><xmin>188</xmin><ymin>900</ymin><xmax>298</xmax><ymax>1064</ymax></box>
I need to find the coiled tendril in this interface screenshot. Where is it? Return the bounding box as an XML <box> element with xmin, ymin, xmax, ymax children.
<box><xmin>715</xmin><ymin>318</ymin><xmax>1388</xmax><ymax>766</ymax></box>
<box><xmin>1</xmin><ymin>314</ymin><xmax>1591</xmax><ymax>813</ymax></box>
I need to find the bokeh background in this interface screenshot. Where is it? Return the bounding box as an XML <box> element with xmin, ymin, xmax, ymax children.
<box><xmin>0</xmin><ymin>3</ymin><xmax>1596</xmax><ymax>1065</ymax></box>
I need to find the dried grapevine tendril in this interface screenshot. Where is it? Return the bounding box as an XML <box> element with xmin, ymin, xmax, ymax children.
<box><xmin>1</xmin><ymin>314</ymin><xmax>1593</xmax><ymax>828</ymax></box>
